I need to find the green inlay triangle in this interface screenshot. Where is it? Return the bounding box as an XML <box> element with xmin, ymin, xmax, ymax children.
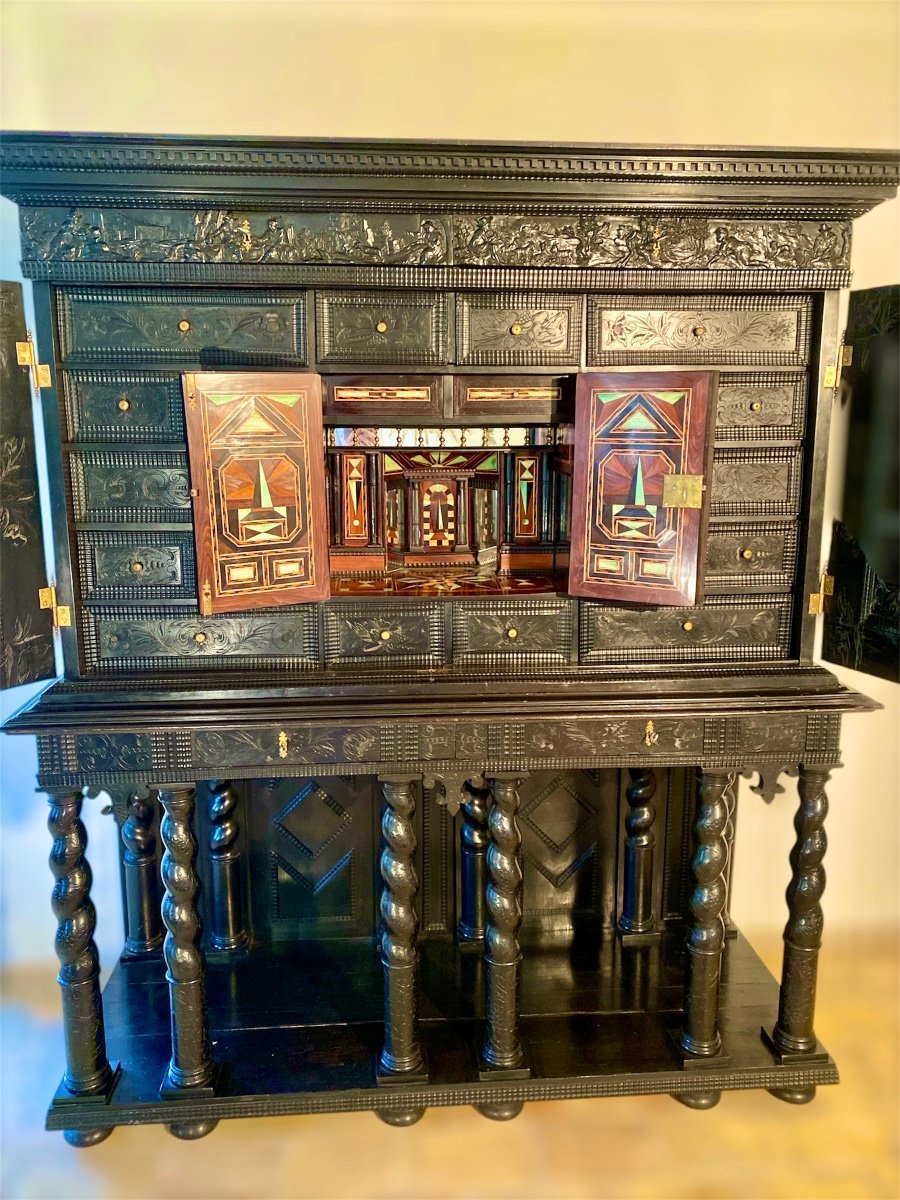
<box><xmin>266</xmin><ymin>394</ymin><xmax>301</xmax><ymax>407</ymax></box>
<box><xmin>629</xmin><ymin>460</ymin><xmax>646</xmax><ymax>506</ymax></box>
<box><xmin>598</xmin><ymin>392</ymin><xmax>629</xmax><ymax>403</ymax></box>
<box><xmin>650</xmin><ymin>391</ymin><xmax>687</xmax><ymax>404</ymax></box>
<box><xmin>618</xmin><ymin>408</ymin><xmax>659</xmax><ymax>432</ymax></box>
<box><xmin>258</xmin><ymin>461</ymin><xmax>272</xmax><ymax>508</ymax></box>
<box><xmin>482</xmin><ymin>454</ymin><xmax>498</xmax><ymax>471</ymax></box>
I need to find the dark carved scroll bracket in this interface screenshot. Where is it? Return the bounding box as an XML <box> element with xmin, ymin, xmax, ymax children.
<box><xmin>740</xmin><ymin>766</ymin><xmax>799</xmax><ymax>805</ymax></box>
<box><xmin>424</xmin><ymin>770</ymin><xmax>487</xmax><ymax>817</ymax></box>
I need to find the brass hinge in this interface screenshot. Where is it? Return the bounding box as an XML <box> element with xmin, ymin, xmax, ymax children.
<box><xmin>16</xmin><ymin>332</ymin><xmax>52</xmax><ymax>390</ymax></box>
<box><xmin>38</xmin><ymin>585</ymin><xmax>71</xmax><ymax>629</ymax></box>
<box><xmin>841</xmin><ymin>344</ymin><xmax>854</xmax><ymax>367</ymax></box>
<box><xmin>808</xmin><ymin>573</ymin><xmax>835</xmax><ymax>615</ymax></box>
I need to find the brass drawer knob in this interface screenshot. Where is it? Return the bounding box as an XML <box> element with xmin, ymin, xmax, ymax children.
<box><xmin>380</xmin><ymin>629</ymin><xmax>392</xmax><ymax>641</ymax></box>
<box><xmin>193</xmin><ymin>631</ymin><xmax>207</xmax><ymax>644</ymax></box>
<box><xmin>117</xmin><ymin>396</ymin><xmax>131</xmax><ymax>412</ymax></box>
<box><xmin>375</xmin><ymin>320</ymin><xmax>389</xmax><ymax>334</ymax></box>
<box><xmin>741</xmin><ymin>548</ymin><xmax>755</xmax><ymax>560</ymax></box>
<box><xmin>509</xmin><ymin>323</ymin><xmax>524</xmax><ymax>336</ymax></box>
<box><xmin>131</xmin><ymin>561</ymin><xmax>144</xmax><ymax>573</ymax></box>
<box><xmin>506</xmin><ymin>627</ymin><xmax>519</xmax><ymax>639</ymax></box>
<box><xmin>692</xmin><ymin>325</ymin><xmax>706</xmax><ymax>338</ymax></box>
<box><xmin>681</xmin><ymin>620</ymin><xmax>695</xmax><ymax>632</ymax></box>
<box><xmin>749</xmin><ymin>399</ymin><xmax>763</xmax><ymax>413</ymax></box>
<box><xmin>178</xmin><ymin>319</ymin><xmax>191</xmax><ymax>333</ymax></box>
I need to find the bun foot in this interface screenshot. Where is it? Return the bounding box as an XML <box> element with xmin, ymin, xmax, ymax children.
<box><xmin>376</xmin><ymin>1106</ymin><xmax>426</xmax><ymax>1127</ymax></box>
<box><xmin>671</xmin><ymin>1090</ymin><xmax>722</xmax><ymax>1110</ymax></box>
<box><xmin>167</xmin><ymin>1119</ymin><xmax>219</xmax><ymax>1139</ymax></box>
<box><xmin>475</xmin><ymin>1100</ymin><xmax>525</xmax><ymax>1121</ymax></box>
<box><xmin>63</xmin><ymin>1127</ymin><xmax>113</xmax><ymax>1148</ymax></box>
<box><xmin>769</xmin><ymin>1084</ymin><xmax>816</xmax><ymax>1105</ymax></box>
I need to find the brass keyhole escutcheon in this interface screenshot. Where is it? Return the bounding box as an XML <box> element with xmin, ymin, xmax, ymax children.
<box><xmin>131</xmin><ymin>561</ymin><xmax>144</xmax><ymax>573</ymax></box>
<box><xmin>692</xmin><ymin>325</ymin><xmax>706</xmax><ymax>338</ymax></box>
<box><xmin>681</xmin><ymin>620</ymin><xmax>695</xmax><ymax>632</ymax></box>
<box><xmin>375</xmin><ymin>320</ymin><xmax>389</xmax><ymax>334</ymax></box>
<box><xmin>178</xmin><ymin>319</ymin><xmax>191</xmax><ymax>333</ymax></box>
<box><xmin>741</xmin><ymin>548</ymin><xmax>755</xmax><ymax>560</ymax></box>
<box><xmin>506</xmin><ymin>627</ymin><xmax>519</xmax><ymax>639</ymax></box>
<box><xmin>193</xmin><ymin>631</ymin><xmax>207</xmax><ymax>644</ymax></box>
<box><xmin>750</xmin><ymin>400</ymin><xmax>763</xmax><ymax>413</ymax></box>
<box><xmin>118</xmin><ymin>396</ymin><xmax>131</xmax><ymax>411</ymax></box>
<box><xmin>380</xmin><ymin>629</ymin><xmax>392</xmax><ymax>641</ymax></box>
<box><xmin>509</xmin><ymin>323</ymin><xmax>524</xmax><ymax>336</ymax></box>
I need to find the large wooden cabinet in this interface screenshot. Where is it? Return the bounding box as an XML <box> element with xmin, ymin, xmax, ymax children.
<box><xmin>1</xmin><ymin>134</ymin><xmax>897</xmax><ymax>1142</ymax></box>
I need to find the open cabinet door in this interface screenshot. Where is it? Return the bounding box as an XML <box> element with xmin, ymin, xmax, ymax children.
<box><xmin>568</xmin><ymin>371</ymin><xmax>717</xmax><ymax>606</ymax></box>
<box><xmin>0</xmin><ymin>282</ymin><xmax>55</xmax><ymax>688</ymax></box>
<box><xmin>184</xmin><ymin>372</ymin><xmax>331</xmax><ymax>613</ymax></box>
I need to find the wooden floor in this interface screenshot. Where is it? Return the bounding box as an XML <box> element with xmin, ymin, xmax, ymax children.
<box><xmin>2</xmin><ymin>934</ymin><xmax>897</xmax><ymax>1200</ymax></box>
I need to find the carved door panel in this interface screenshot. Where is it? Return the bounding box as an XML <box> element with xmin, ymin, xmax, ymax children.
<box><xmin>569</xmin><ymin>371</ymin><xmax>717</xmax><ymax>606</ymax></box>
<box><xmin>183</xmin><ymin>371</ymin><xmax>330</xmax><ymax>613</ymax></box>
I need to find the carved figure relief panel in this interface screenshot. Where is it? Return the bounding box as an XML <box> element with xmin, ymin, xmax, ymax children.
<box><xmin>568</xmin><ymin>371</ymin><xmax>716</xmax><ymax>606</ymax></box>
<box><xmin>183</xmin><ymin>372</ymin><xmax>331</xmax><ymax>612</ymax></box>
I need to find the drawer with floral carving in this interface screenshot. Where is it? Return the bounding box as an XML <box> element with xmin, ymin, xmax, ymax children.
<box><xmin>322</xmin><ymin>601</ymin><xmax>446</xmax><ymax>667</ymax></box>
<box><xmin>62</xmin><ymin>370</ymin><xmax>186</xmax><ymax>443</ymax></box>
<box><xmin>316</xmin><ymin>291</ymin><xmax>449</xmax><ymax>365</ymax></box>
<box><xmin>451</xmin><ymin>598</ymin><xmax>575</xmax><ymax>665</ymax></box>
<box><xmin>58</xmin><ymin>287</ymin><xmax>308</xmax><ymax>366</ymax></box>
<box><xmin>579</xmin><ymin>594</ymin><xmax>793</xmax><ymax>663</ymax></box>
<box><xmin>710</xmin><ymin>447</ymin><xmax>802</xmax><ymax>517</ymax></box>
<box><xmin>81</xmin><ymin>607</ymin><xmax>319</xmax><ymax>673</ymax></box>
<box><xmin>586</xmin><ymin>294</ymin><xmax>812</xmax><ymax>366</ymax></box>
<box><xmin>456</xmin><ymin>293</ymin><xmax>583</xmax><ymax>366</ymax></box>
<box><xmin>69</xmin><ymin>449</ymin><xmax>192</xmax><ymax>524</ymax></box>
<box><xmin>714</xmin><ymin>372</ymin><xmax>806</xmax><ymax>443</ymax></box>
<box><xmin>705</xmin><ymin>522</ymin><xmax>798</xmax><ymax>592</ymax></box>
<box><xmin>77</xmin><ymin>531</ymin><xmax>196</xmax><ymax>601</ymax></box>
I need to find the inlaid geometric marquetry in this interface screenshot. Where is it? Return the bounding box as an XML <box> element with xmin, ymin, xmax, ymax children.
<box><xmin>183</xmin><ymin>372</ymin><xmax>330</xmax><ymax>612</ymax></box>
<box><xmin>569</xmin><ymin>371</ymin><xmax>716</xmax><ymax>605</ymax></box>
<box><xmin>340</xmin><ymin>454</ymin><xmax>370</xmax><ymax>545</ymax></box>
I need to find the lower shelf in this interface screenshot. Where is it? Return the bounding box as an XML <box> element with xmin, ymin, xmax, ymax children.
<box><xmin>47</xmin><ymin>931</ymin><xmax>836</xmax><ymax>1133</ymax></box>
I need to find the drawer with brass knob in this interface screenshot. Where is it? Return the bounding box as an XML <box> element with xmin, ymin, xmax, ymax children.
<box><xmin>58</xmin><ymin>287</ymin><xmax>308</xmax><ymax>366</ymax></box>
<box><xmin>705</xmin><ymin>522</ymin><xmax>798</xmax><ymax>591</ymax></box>
<box><xmin>452</xmin><ymin>598</ymin><xmax>575</xmax><ymax>665</ymax></box>
<box><xmin>456</xmin><ymin>293</ymin><xmax>582</xmax><ymax>366</ymax></box>
<box><xmin>76</xmin><ymin>531</ymin><xmax>196</xmax><ymax>601</ymax></box>
<box><xmin>316</xmin><ymin>290</ymin><xmax>449</xmax><ymax>365</ymax></box>
<box><xmin>62</xmin><ymin>370</ymin><xmax>186</xmax><ymax>442</ymax></box>
<box><xmin>322</xmin><ymin>601</ymin><xmax>445</xmax><ymax>667</ymax></box>
<box><xmin>714</xmin><ymin>373</ymin><xmax>807</xmax><ymax>442</ymax></box>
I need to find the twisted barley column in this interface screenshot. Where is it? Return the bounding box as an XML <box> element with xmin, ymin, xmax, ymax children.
<box><xmin>619</xmin><ymin>767</ymin><xmax>657</xmax><ymax>935</ymax></box>
<box><xmin>679</xmin><ymin>770</ymin><xmax>730</xmax><ymax>1058</ymax></box>
<box><xmin>482</xmin><ymin>773</ymin><xmax>528</xmax><ymax>1072</ymax></box>
<box><xmin>121</xmin><ymin>791</ymin><xmax>163</xmax><ymax>955</ymax></box>
<box><xmin>458</xmin><ymin>777</ymin><xmax>491</xmax><ymax>941</ymax></box>
<box><xmin>378</xmin><ymin>775</ymin><xmax>425</xmax><ymax>1077</ymax></box>
<box><xmin>48</xmin><ymin>788</ymin><xmax>114</xmax><ymax>1098</ymax></box>
<box><xmin>773</xmin><ymin>768</ymin><xmax>830</xmax><ymax>1056</ymax></box>
<box><xmin>158</xmin><ymin>785</ymin><xmax>214</xmax><ymax>1091</ymax></box>
<box><xmin>208</xmin><ymin>780</ymin><xmax>247</xmax><ymax>951</ymax></box>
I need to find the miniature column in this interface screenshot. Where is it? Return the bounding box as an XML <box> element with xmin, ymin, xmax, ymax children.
<box><xmin>619</xmin><ymin>767</ymin><xmax>657</xmax><ymax>936</ymax></box>
<box><xmin>207</xmin><ymin>780</ymin><xmax>247</xmax><ymax>951</ymax></box>
<box><xmin>458</xmin><ymin>776</ymin><xmax>491</xmax><ymax>942</ymax></box>
<box><xmin>121</xmin><ymin>790</ymin><xmax>163</xmax><ymax>956</ymax></box>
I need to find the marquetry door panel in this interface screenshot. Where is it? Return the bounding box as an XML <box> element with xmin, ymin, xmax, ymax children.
<box><xmin>568</xmin><ymin>371</ymin><xmax>717</xmax><ymax>606</ymax></box>
<box><xmin>183</xmin><ymin>371</ymin><xmax>330</xmax><ymax>612</ymax></box>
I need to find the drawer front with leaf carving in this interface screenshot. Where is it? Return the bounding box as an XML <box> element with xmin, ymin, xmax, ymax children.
<box><xmin>77</xmin><ymin>531</ymin><xmax>196</xmax><ymax>601</ymax></box>
<box><xmin>580</xmin><ymin>595</ymin><xmax>793</xmax><ymax>663</ymax></box>
<box><xmin>587</xmin><ymin>295</ymin><xmax>812</xmax><ymax>366</ymax></box>
<box><xmin>316</xmin><ymin>291</ymin><xmax>449</xmax><ymax>365</ymax></box>
<box><xmin>82</xmin><ymin>607</ymin><xmax>319</xmax><ymax>672</ymax></box>
<box><xmin>705</xmin><ymin>522</ymin><xmax>798</xmax><ymax>592</ymax></box>
<box><xmin>456</xmin><ymin>293</ymin><xmax>582</xmax><ymax>366</ymax></box>
<box><xmin>715</xmin><ymin>373</ymin><xmax>806</xmax><ymax>442</ymax></box>
<box><xmin>711</xmin><ymin>447</ymin><xmax>802</xmax><ymax>517</ymax></box>
<box><xmin>58</xmin><ymin>287</ymin><xmax>307</xmax><ymax>365</ymax></box>
<box><xmin>69</xmin><ymin>449</ymin><xmax>191</xmax><ymax>524</ymax></box>
<box><xmin>452</xmin><ymin>599</ymin><xmax>575</xmax><ymax>664</ymax></box>
<box><xmin>323</xmin><ymin>602</ymin><xmax>445</xmax><ymax>667</ymax></box>
<box><xmin>63</xmin><ymin>370</ymin><xmax>186</xmax><ymax>443</ymax></box>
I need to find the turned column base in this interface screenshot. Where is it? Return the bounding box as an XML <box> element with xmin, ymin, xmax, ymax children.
<box><xmin>760</xmin><ymin>1026</ymin><xmax>829</xmax><ymax>1065</ymax></box>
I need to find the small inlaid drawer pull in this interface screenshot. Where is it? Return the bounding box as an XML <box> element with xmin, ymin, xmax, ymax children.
<box><xmin>740</xmin><ymin>548</ymin><xmax>755</xmax><ymax>560</ymax></box>
<box><xmin>749</xmin><ymin>399</ymin><xmax>763</xmax><ymax>413</ymax></box>
<box><xmin>506</xmin><ymin>627</ymin><xmax>519</xmax><ymax>639</ymax></box>
<box><xmin>130</xmin><ymin>561</ymin><xmax>144</xmax><ymax>574</ymax></box>
<box><xmin>681</xmin><ymin>620</ymin><xmax>695</xmax><ymax>632</ymax></box>
<box><xmin>375</xmin><ymin>320</ymin><xmax>389</xmax><ymax>334</ymax></box>
<box><xmin>193</xmin><ymin>631</ymin><xmax>207</xmax><ymax>644</ymax></box>
<box><xmin>692</xmin><ymin>325</ymin><xmax>706</xmax><ymax>338</ymax></box>
<box><xmin>380</xmin><ymin>629</ymin><xmax>392</xmax><ymax>641</ymax></box>
<box><xmin>509</xmin><ymin>323</ymin><xmax>524</xmax><ymax>336</ymax></box>
<box><xmin>178</xmin><ymin>319</ymin><xmax>191</xmax><ymax>333</ymax></box>
<box><xmin>117</xmin><ymin>396</ymin><xmax>131</xmax><ymax>411</ymax></box>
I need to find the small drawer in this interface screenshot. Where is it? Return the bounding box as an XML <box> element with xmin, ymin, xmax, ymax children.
<box><xmin>316</xmin><ymin>291</ymin><xmax>448</xmax><ymax>365</ymax></box>
<box><xmin>452</xmin><ymin>599</ymin><xmax>574</xmax><ymax>665</ymax></box>
<box><xmin>323</xmin><ymin>601</ymin><xmax>445</xmax><ymax>667</ymax></box>
<box><xmin>452</xmin><ymin>375</ymin><xmax>573</xmax><ymax>422</ymax></box>
<box><xmin>62</xmin><ymin>371</ymin><xmax>185</xmax><ymax>443</ymax></box>
<box><xmin>586</xmin><ymin>294</ymin><xmax>812</xmax><ymax>367</ymax></box>
<box><xmin>705</xmin><ymin>522</ymin><xmax>798</xmax><ymax>592</ymax></box>
<box><xmin>58</xmin><ymin>287</ymin><xmax>307</xmax><ymax>366</ymax></box>
<box><xmin>579</xmin><ymin>595</ymin><xmax>793</xmax><ymax>664</ymax></box>
<box><xmin>456</xmin><ymin>293</ymin><xmax>582</xmax><ymax>366</ymax></box>
<box><xmin>324</xmin><ymin>375</ymin><xmax>444</xmax><ymax>422</ymax></box>
<box><xmin>77</xmin><ymin>531</ymin><xmax>196</xmax><ymax>601</ymax></box>
<box><xmin>82</xmin><ymin>607</ymin><xmax>319</xmax><ymax>672</ymax></box>
<box><xmin>69</xmin><ymin>450</ymin><xmax>191</xmax><ymax>524</ymax></box>
<box><xmin>715</xmin><ymin>373</ymin><xmax>806</xmax><ymax>443</ymax></box>
<box><xmin>711</xmin><ymin>447</ymin><xmax>802</xmax><ymax>517</ymax></box>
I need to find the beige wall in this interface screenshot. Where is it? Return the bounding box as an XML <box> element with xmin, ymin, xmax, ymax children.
<box><xmin>1</xmin><ymin>0</ymin><xmax>897</xmax><ymax>947</ymax></box>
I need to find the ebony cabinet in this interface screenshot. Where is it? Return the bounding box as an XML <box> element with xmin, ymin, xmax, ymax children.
<box><xmin>1</xmin><ymin>134</ymin><xmax>897</xmax><ymax>1144</ymax></box>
